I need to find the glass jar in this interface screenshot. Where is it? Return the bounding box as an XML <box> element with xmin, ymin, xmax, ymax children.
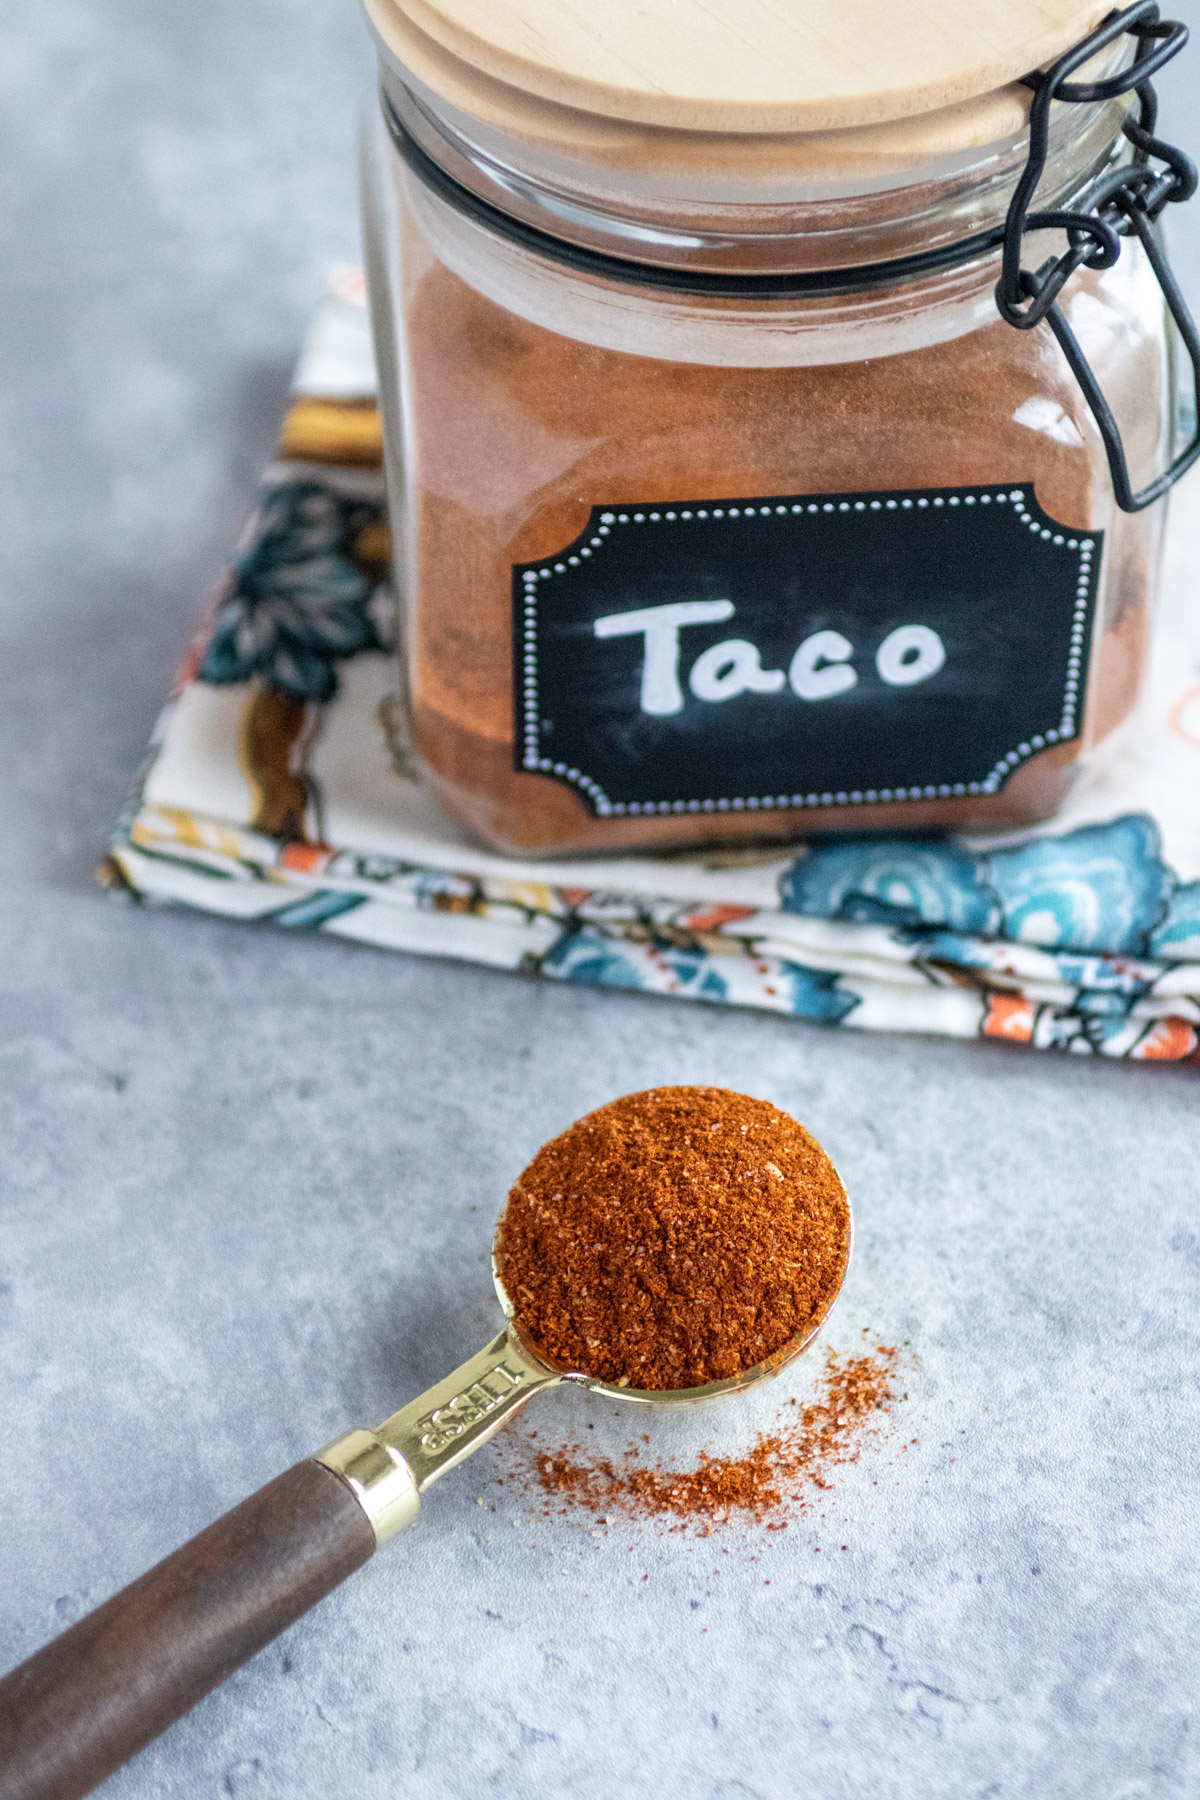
<box><xmin>360</xmin><ymin>1</ymin><xmax>1190</xmax><ymax>856</ymax></box>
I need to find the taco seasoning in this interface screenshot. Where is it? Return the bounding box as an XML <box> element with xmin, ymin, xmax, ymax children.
<box><xmin>495</xmin><ymin>1087</ymin><xmax>851</xmax><ymax>1390</ymax></box>
<box><xmin>514</xmin><ymin>1340</ymin><xmax>902</xmax><ymax>1528</ymax></box>
<box><xmin>360</xmin><ymin>0</ymin><xmax>1198</xmax><ymax>854</ymax></box>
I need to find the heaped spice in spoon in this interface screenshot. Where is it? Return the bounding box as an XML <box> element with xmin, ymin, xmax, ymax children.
<box><xmin>496</xmin><ymin>1086</ymin><xmax>850</xmax><ymax>1390</ymax></box>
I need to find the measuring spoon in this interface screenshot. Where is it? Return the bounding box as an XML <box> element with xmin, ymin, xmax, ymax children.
<box><xmin>0</xmin><ymin>1202</ymin><xmax>851</xmax><ymax>1800</ymax></box>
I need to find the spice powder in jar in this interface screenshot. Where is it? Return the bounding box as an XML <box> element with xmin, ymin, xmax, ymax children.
<box><xmin>361</xmin><ymin>0</ymin><xmax>1196</xmax><ymax>854</ymax></box>
<box><xmin>495</xmin><ymin>1087</ymin><xmax>851</xmax><ymax>1390</ymax></box>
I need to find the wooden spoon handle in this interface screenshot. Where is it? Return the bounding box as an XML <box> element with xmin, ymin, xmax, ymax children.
<box><xmin>0</xmin><ymin>1459</ymin><xmax>377</xmax><ymax>1800</ymax></box>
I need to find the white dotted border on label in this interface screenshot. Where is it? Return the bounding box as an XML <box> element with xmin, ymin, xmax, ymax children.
<box><xmin>520</xmin><ymin>516</ymin><xmax>616</xmax><ymax>811</ymax></box>
<box><xmin>518</xmin><ymin>489</ymin><xmax>1097</xmax><ymax>817</ymax></box>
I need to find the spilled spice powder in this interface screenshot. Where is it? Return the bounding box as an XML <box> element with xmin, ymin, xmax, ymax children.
<box><xmin>503</xmin><ymin>1341</ymin><xmax>901</xmax><ymax>1530</ymax></box>
<box><xmin>497</xmin><ymin>1086</ymin><xmax>850</xmax><ymax>1390</ymax></box>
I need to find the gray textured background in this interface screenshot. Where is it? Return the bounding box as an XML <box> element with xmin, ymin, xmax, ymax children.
<box><xmin>2</xmin><ymin>5</ymin><xmax>1200</xmax><ymax>1797</ymax></box>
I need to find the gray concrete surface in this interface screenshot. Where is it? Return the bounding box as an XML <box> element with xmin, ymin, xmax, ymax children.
<box><xmin>2</xmin><ymin>5</ymin><xmax>1199</xmax><ymax>1797</ymax></box>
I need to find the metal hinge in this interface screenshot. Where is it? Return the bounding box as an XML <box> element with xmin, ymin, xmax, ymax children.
<box><xmin>997</xmin><ymin>1</ymin><xmax>1200</xmax><ymax>510</ymax></box>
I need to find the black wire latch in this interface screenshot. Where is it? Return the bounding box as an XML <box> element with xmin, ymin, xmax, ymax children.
<box><xmin>997</xmin><ymin>1</ymin><xmax>1200</xmax><ymax>510</ymax></box>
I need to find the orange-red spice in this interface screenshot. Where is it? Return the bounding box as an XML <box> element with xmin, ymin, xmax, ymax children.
<box><xmin>400</xmin><ymin>247</ymin><xmax>1164</xmax><ymax>857</ymax></box>
<box><xmin>497</xmin><ymin>1086</ymin><xmax>850</xmax><ymax>1390</ymax></box>
<box><xmin>502</xmin><ymin>1342</ymin><xmax>901</xmax><ymax>1529</ymax></box>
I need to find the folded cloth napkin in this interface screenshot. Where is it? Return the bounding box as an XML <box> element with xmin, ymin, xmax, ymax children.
<box><xmin>106</xmin><ymin>270</ymin><xmax>1200</xmax><ymax>1062</ymax></box>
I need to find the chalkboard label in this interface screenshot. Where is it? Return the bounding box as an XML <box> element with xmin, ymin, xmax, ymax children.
<box><xmin>513</xmin><ymin>485</ymin><xmax>1100</xmax><ymax>819</ymax></box>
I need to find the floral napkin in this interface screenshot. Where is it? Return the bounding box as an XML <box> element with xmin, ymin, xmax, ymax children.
<box><xmin>106</xmin><ymin>271</ymin><xmax>1200</xmax><ymax>1062</ymax></box>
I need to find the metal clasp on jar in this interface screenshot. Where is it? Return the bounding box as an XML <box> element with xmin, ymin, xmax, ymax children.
<box><xmin>995</xmin><ymin>0</ymin><xmax>1200</xmax><ymax>512</ymax></box>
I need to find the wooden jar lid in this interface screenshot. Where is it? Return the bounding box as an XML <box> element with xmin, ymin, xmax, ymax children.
<box><xmin>364</xmin><ymin>0</ymin><xmax>1112</xmax><ymax>134</ymax></box>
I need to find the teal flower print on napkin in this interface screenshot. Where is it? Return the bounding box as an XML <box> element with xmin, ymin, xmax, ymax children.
<box><xmin>987</xmin><ymin>816</ymin><xmax>1173</xmax><ymax>953</ymax></box>
<box><xmin>199</xmin><ymin>480</ymin><xmax>388</xmax><ymax>702</ymax></box>
<box><xmin>780</xmin><ymin>836</ymin><xmax>999</xmax><ymax>933</ymax></box>
<box><xmin>1149</xmin><ymin>880</ymin><xmax>1200</xmax><ymax>961</ymax></box>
